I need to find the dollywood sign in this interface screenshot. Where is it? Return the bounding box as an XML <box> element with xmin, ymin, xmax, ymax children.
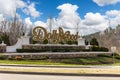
<box><xmin>32</xmin><ymin>26</ymin><xmax>78</xmax><ymax>44</ymax></box>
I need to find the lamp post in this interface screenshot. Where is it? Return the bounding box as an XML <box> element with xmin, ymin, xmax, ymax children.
<box><xmin>48</xmin><ymin>17</ymin><xmax>54</xmax><ymax>52</ymax></box>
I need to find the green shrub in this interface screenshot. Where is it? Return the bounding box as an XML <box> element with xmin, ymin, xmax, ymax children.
<box><xmin>85</xmin><ymin>40</ymin><xmax>89</xmax><ymax>45</ymax></box>
<box><xmin>97</xmin><ymin>54</ymin><xmax>111</xmax><ymax>57</ymax></box>
<box><xmin>39</xmin><ymin>55</ymin><xmax>48</xmax><ymax>60</ymax></box>
<box><xmin>0</xmin><ymin>55</ymin><xmax>4</xmax><ymax>60</ymax></box>
<box><xmin>91</xmin><ymin>46</ymin><xmax>100</xmax><ymax>51</ymax></box>
<box><xmin>91</xmin><ymin>46</ymin><xmax>109</xmax><ymax>52</ymax></box>
<box><xmin>0</xmin><ymin>34</ymin><xmax>10</xmax><ymax>45</ymax></box>
<box><xmin>52</xmin><ymin>48</ymin><xmax>67</xmax><ymax>52</ymax></box>
<box><xmin>99</xmin><ymin>47</ymin><xmax>109</xmax><ymax>52</ymax></box>
<box><xmin>8</xmin><ymin>56</ymin><xmax>14</xmax><ymax>60</ymax></box>
<box><xmin>31</xmin><ymin>40</ymin><xmax>38</xmax><ymax>44</ymax></box>
<box><xmin>43</xmin><ymin>39</ymin><xmax>48</xmax><ymax>44</ymax></box>
<box><xmin>16</xmin><ymin>49</ymin><xmax>47</xmax><ymax>53</ymax></box>
<box><xmin>59</xmin><ymin>41</ymin><xmax>64</xmax><ymax>44</ymax></box>
<box><xmin>82</xmin><ymin>49</ymin><xmax>91</xmax><ymax>51</ymax></box>
<box><xmin>90</xmin><ymin>38</ymin><xmax>99</xmax><ymax>46</ymax></box>
<box><xmin>73</xmin><ymin>41</ymin><xmax>78</xmax><ymax>45</ymax></box>
<box><xmin>114</xmin><ymin>53</ymin><xmax>120</xmax><ymax>59</ymax></box>
<box><xmin>67</xmin><ymin>40</ymin><xmax>73</xmax><ymax>45</ymax></box>
<box><xmin>115</xmin><ymin>56</ymin><xmax>120</xmax><ymax>59</ymax></box>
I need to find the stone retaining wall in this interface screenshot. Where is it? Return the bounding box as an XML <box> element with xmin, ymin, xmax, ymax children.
<box><xmin>2</xmin><ymin>52</ymin><xmax>112</xmax><ymax>59</ymax></box>
<box><xmin>22</xmin><ymin>44</ymin><xmax>85</xmax><ymax>51</ymax></box>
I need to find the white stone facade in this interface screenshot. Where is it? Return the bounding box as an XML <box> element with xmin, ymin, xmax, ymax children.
<box><xmin>6</xmin><ymin>36</ymin><xmax>30</xmax><ymax>52</ymax></box>
<box><xmin>78</xmin><ymin>37</ymin><xmax>85</xmax><ymax>46</ymax></box>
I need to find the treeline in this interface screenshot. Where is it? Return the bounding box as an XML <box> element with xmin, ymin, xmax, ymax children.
<box><xmin>85</xmin><ymin>25</ymin><xmax>120</xmax><ymax>53</ymax></box>
<box><xmin>0</xmin><ymin>12</ymin><xmax>27</xmax><ymax>45</ymax></box>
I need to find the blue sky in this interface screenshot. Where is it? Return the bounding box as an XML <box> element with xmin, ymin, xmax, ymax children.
<box><xmin>0</xmin><ymin>0</ymin><xmax>120</xmax><ymax>35</ymax></box>
<box><xmin>23</xmin><ymin>0</ymin><xmax>120</xmax><ymax>21</ymax></box>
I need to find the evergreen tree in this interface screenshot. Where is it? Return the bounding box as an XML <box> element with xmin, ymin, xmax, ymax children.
<box><xmin>90</xmin><ymin>38</ymin><xmax>99</xmax><ymax>46</ymax></box>
<box><xmin>1</xmin><ymin>34</ymin><xmax>10</xmax><ymax>45</ymax></box>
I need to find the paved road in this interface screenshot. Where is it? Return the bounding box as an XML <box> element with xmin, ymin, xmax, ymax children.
<box><xmin>0</xmin><ymin>73</ymin><xmax>120</xmax><ymax>80</ymax></box>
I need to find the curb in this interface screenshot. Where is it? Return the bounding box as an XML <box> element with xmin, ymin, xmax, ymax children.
<box><xmin>0</xmin><ymin>71</ymin><xmax>120</xmax><ymax>77</ymax></box>
<box><xmin>0</xmin><ymin>64</ymin><xmax>120</xmax><ymax>68</ymax></box>
<box><xmin>0</xmin><ymin>64</ymin><xmax>90</xmax><ymax>68</ymax></box>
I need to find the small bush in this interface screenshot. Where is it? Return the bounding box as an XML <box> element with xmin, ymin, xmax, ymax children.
<box><xmin>99</xmin><ymin>47</ymin><xmax>109</xmax><ymax>52</ymax></box>
<box><xmin>16</xmin><ymin>49</ymin><xmax>47</xmax><ymax>52</ymax></box>
<box><xmin>59</xmin><ymin>41</ymin><xmax>64</xmax><ymax>44</ymax></box>
<box><xmin>43</xmin><ymin>39</ymin><xmax>48</xmax><ymax>44</ymax></box>
<box><xmin>0</xmin><ymin>55</ymin><xmax>4</xmax><ymax>60</ymax></box>
<box><xmin>8</xmin><ymin>56</ymin><xmax>14</xmax><ymax>60</ymax></box>
<box><xmin>39</xmin><ymin>55</ymin><xmax>48</xmax><ymax>60</ymax></box>
<box><xmin>67</xmin><ymin>40</ymin><xmax>73</xmax><ymax>45</ymax></box>
<box><xmin>97</xmin><ymin>54</ymin><xmax>111</xmax><ymax>57</ymax></box>
<box><xmin>32</xmin><ymin>40</ymin><xmax>38</xmax><ymax>44</ymax></box>
<box><xmin>91</xmin><ymin>46</ymin><xmax>109</xmax><ymax>52</ymax></box>
<box><xmin>114</xmin><ymin>53</ymin><xmax>120</xmax><ymax>59</ymax></box>
<box><xmin>82</xmin><ymin>49</ymin><xmax>91</xmax><ymax>52</ymax></box>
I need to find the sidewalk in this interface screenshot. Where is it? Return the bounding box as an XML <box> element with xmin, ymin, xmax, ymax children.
<box><xmin>0</xmin><ymin>64</ymin><xmax>120</xmax><ymax>77</ymax></box>
<box><xmin>0</xmin><ymin>64</ymin><xmax>120</xmax><ymax>68</ymax></box>
<box><xmin>1</xmin><ymin>71</ymin><xmax>120</xmax><ymax>77</ymax></box>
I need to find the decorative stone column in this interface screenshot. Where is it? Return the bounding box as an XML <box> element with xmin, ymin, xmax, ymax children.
<box><xmin>78</xmin><ymin>36</ymin><xmax>85</xmax><ymax>46</ymax></box>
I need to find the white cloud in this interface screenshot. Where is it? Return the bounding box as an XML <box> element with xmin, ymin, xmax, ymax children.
<box><xmin>57</xmin><ymin>3</ymin><xmax>81</xmax><ymax>32</ymax></box>
<box><xmin>83</xmin><ymin>12</ymin><xmax>106</xmax><ymax>25</ymax></box>
<box><xmin>0</xmin><ymin>0</ymin><xmax>40</xmax><ymax>19</ymax></box>
<box><xmin>93</xmin><ymin>0</ymin><xmax>120</xmax><ymax>6</ymax></box>
<box><xmin>34</xmin><ymin>21</ymin><xmax>47</xmax><ymax>28</ymax></box>
<box><xmin>81</xmin><ymin>22</ymin><xmax>108</xmax><ymax>35</ymax></box>
<box><xmin>106</xmin><ymin>10</ymin><xmax>120</xmax><ymax>27</ymax></box>
<box><xmin>0</xmin><ymin>0</ymin><xmax>16</xmax><ymax>17</ymax></box>
<box><xmin>23</xmin><ymin>3</ymin><xmax>40</xmax><ymax>18</ymax></box>
<box><xmin>0</xmin><ymin>14</ymin><xmax>5</xmax><ymax>21</ymax></box>
<box><xmin>24</xmin><ymin>17</ymin><xmax>32</xmax><ymax>27</ymax></box>
<box><xmin>34</xmin><ymin>18</ymin><xmax>58</xmax><ymax>32</ymax></box>
<box><xmin>16</xmin><ymin>0</ymin><xmax>26</xmax><ymax>8</ymax></box>
<box><xmin>56</xmin><ymin>3</ymin><xmax>109</xmax><ymax>35</ymax></box>
<box><xmin>56</xmin><ymin>3</ymin><xmax>111</xmax><ymax>35</ymax></box>
<box><xmin>80</xmin><ymin>12</ymin><xmax>108</xmax><ymax>35</ymax></box>
<box><xmin>106</xmin><ymin>10</ymin><xmax>120</xmax><ymax>17</ymax></box>
<box><xmin>81</xmin><ymin>10</ymin><xmax>120</xmax><ymax>35</ymax></box>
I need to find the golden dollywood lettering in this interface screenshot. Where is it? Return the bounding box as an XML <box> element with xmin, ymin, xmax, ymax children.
<box><xmin>32</xmin><ymin>26</ymin><xmax>78</xmax><ymax>44</ymax></box>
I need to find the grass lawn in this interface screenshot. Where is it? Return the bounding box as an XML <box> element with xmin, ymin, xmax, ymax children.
<box><xmin>0</xmin><ymin>56</ymin><xmax>120</xmax><ymax>66</ymax></box>
<box><xmin>0</xmin><ymin>60</ymin><xmax>68</xmax><ymax>65</ymax></box>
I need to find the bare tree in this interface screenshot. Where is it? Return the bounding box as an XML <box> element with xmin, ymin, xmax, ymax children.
<box><xmin>0</xmin><ymin>9</ymin><xmax>27</xmax><ymax>45</ymax></box>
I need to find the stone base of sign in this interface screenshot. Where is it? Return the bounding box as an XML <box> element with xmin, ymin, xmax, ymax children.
<box><xmin>1</xmin><ymin>36</ymin><xmax>86</xmax><ymax>53</ymax></box>
<box><xmin>22</xmin><ymin>44</ymin><xmax>85</xmax><ymax>52</ymax></box>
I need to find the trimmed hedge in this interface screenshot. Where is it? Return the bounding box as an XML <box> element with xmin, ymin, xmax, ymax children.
<box><xmin>91</xmin><ymin>46</ymin><xmax>109</xmax><ymax>52</ymax></box>
<box><xmin>97</xmin><ymin>54</ymin><xmax>111</xmax><ymax>57</ymax></box>
<box><xmin>16</xmin><ymin>49</ymin><xmax>47</xmax><ymax>53</ymax></box>
<box><xmin>17</xmin><ymin>48</ymin><xmax>81</xmax><ymax>52</ymax></box>
<box><xmin>114</xmin><ymin>53</ymin><xmax>120</xmax><ymax>59</ymax></box>
<box><xmin>17</xmin><ymin>45</ymin><xmax>108</xmax><ymax>52</ymax></box>
<box><xmin>0</xmin><ymin>55</ymin><xmax>4</xmax><ymax>60</ymax></box>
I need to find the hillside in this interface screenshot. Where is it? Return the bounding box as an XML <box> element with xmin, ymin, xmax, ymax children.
<box><xmin>85</xmin><ymin>25</ymin><xmax>120</xmax><ymax>53</ymax></box>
